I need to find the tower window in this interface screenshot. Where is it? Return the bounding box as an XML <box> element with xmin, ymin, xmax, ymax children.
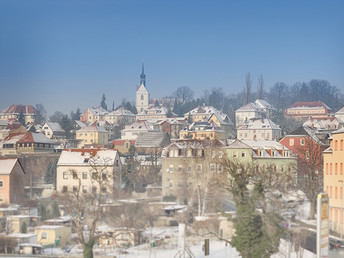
<box><xmin>141</xmin><ymin>95</ymin><xmax>144</xmax><ymax>100</ymax></box>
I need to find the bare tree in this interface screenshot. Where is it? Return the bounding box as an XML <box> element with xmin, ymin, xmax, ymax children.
<box><xmin>244</xmin><ymin>72</ymin><xmax>252</xmax><ymax>105</ymax></box>
<box><xmin>257</xmin><ymin>74</ymin><xmax>264</xmax><ymax>99</ymax></box>
<box><xmin>58</xmin><ymin>156</ymin><xmax>119</xmax><ymax>258</ymax></box>
<box><xmin>173</xmin><ymin>86</ymin><xmax>194</xmax><ymax>104</ymax></box>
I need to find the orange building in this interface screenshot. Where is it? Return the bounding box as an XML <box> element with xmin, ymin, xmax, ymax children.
<box><xmin>323</xmin><ymin>128</ymin><xmax>344</xmax><ymax>235</ymax></box>
<box><xmin>0</xmin><ymin>159</ymin><xmax>26</xmax><ymax>204</ymax></box>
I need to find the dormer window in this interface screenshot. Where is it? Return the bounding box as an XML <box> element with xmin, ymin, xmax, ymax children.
<box><xmin>84</xmin><ymin>158</ymin><xmax>89</xmax><ymax>163</ymax></box>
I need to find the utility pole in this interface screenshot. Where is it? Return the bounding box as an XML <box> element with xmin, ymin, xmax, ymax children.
<box><xmin>339</xmin><ymin>180</ymin><xmax>343</xmax><ymax>239</ymax></box>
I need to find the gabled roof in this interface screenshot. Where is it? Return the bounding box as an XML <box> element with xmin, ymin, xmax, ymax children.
<box><xmin>57</xmin><ymin>149</ymin><xmax>119</xmax><ymax>166</ymax></box>
<box><xmin>209</xmin><ymin>112</ymin><xmax>234</xmax><ymax>126</ymax></box>
<box><xmin>44</xmin><ymin>122</ymin><xmax>65</xmax><ymax>133</ymax></box>
<box><xmin>286</xmin><ymin>126</ymin><xmax>327</xmax><ymax>146</ymax></box>
<box><xmin>75</xmin><ymin>120</ymin><xmax>87</xmax><ymax>128</ymax></box>
<box><xmin>89</xmin><ymin>107</ymin><xmax>109</xmax><ymax>116</ymax></box>
<box><xmin>0</xmin><ymin>158</ymin><xmax>25</xmax><ymax>175</ymax></box>
<box><xmin>255</xmin><ymin>99</ymin><xmax>275</xmax><ymax>110</ymax></box>
<box><xmin>135</xmin><ymin>131</ymin><xmax>170</xmax><ymax>148</ymax></box>
<box><xmin>236</xmin><ymin>103</ymin><xmax>264</xmax><ymax>112</ymax></box>
<box><xmin>108</xmin><ymin>107</ymin><xmax>135</xmax><ymax>117</ymax></box>
<box><xmin>288</xmin><ymin>101</ymin><xmax>332</xmax><ymax>110</ymax></box>
<box><xmin>123</xmin><ymin>121</ymin><xmax>156</xmax><ymax>132</ymax></box>
<box><xmin>17</xmin><ymin>132</ymin><xmax>54</xmax><ymax>144</ymax></box>
<box><xmin>237</xmin><ymin>118</ymin><xmax>281</xmax><ymax>130</ymax></box>
<box><xmin>226</xmin><ymin>139</ymin><xmax>252</xmax><ymax>149</ymax></box>
<box><xmin>77</xmin><ymin>124</ymin><xmax>108</xmax><ymax>133</ymax></box>
<box><xmin>184</xmin><ymin>105</ymin><xmax>220</xmax><ymax>116</ymax></box>
<box><xmin>336</xmin><ymin>107</ymin><xmax>344</xmax><ymax>114</ymax></box>
<box><xmin>162</xmin><ymin>139</ymin><xmax>226</xmax><ymax>156</ymax></box>
<box><xmin>2</xmin><ymin>105</ymin><xmax>36</xmax><ymax>115</ymax></box>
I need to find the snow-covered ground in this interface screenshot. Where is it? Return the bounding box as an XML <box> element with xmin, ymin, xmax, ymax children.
<box><xmin>41</xmin><ymin>238</ymin><xmax>316</xmax><ymax>257</ymax></box>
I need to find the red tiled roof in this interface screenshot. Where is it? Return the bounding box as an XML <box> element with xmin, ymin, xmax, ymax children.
<box><xmin>2</xmin><ymin>105</ymin><xmax>36</xmax><ymax>115</ymax></box>
<box><xmin>289</xmin><ymin>101</ymin><xmax>331</xmax><ymax>110</ymax></box>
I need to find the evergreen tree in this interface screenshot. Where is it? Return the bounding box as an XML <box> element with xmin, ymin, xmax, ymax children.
<box><xmin>100</xmin><ymin>94</ymin><xmax>107</xmax><ymax>110</ymax></box>
<box><xmin>38</xmin><ymin>203</ymin><xmax>47</xmax><ymax>220</ymax></box>
<box><xmin>44</xmin><ymin>162</ymin><xmax>57</xmax><ymax>187</ymax></box>
<box><xmin>112</xmin><ymin>101</ymin><xmax>115</xmax><ymax>111</ymax></box>
<box><xmin>59</xmin><ymin>115</ymin><xmax>73</xmax><ymax>139</ymax></box>
<box><xmin>18</xmin><ymin>110</ymin><xmax>25</xmax><ymax>126</ymax></box>
<box><xmin>20</xmin><ymin>222</ymin><xmax>27</xmax><ymax>233</ymax></box>
<box><xmin>52</xmin><ymin>201</ymin><xmax>60</xmax><ymax>217</ymax></box>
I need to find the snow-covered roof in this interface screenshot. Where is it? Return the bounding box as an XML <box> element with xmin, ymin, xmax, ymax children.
<box><xmin>237</xmin><ymin>118</ymin><xmax>281</xmax><ymax>130</ymax></box>
<box><xmin>18</xmin><ymin>132</ymin><xmax>54</xmax><ymax>144</ymax></box>
<box><xmin>122</xmin><ymin>121</ymin><xmax>156</xmax><ymax>132</ymax></box>
<box><xmin>57</xmin><ymin>149</ymin><xmax>119</xmax><ymax>166</ymax></box>
<box><xmin>89</xmin><ymin>107</ymin><xmax>109</xmax><ymax>116</ymax></box>
<box><xmin>0</xmin><ymin>120</ymin><xmax>8</xmax><ymax>126</ymax></box>
<box><xmin>0</xmin><ymin>159</ymin><xmax>18</xmax><ymax>175</ymax></box>
<box><xmin>44</xmin><ymin>122</ymin><xmax>65</xmax><ymax>132</ymax></box>
<box><xmin>77</xmin><ymin>124</ymin><xmax>108</xmax><ymax>133</ymax></box>
<box><xmin>236</xmin><ymin>102</ymin><xmax>264</xmax><ymax>112</ymax></box>
<box><xmin>35</xmin><ymin>225</ymin><xmax>65</xmax><ymax>229</ymax></box>
<box><xmin>75</xmin><ymin>120</ymin><xmax>87</xmax><ymax>128</ymax></box>
<box><xmin>336</xmin><ymin>106</ymin><xmax>344</xmax><ymax>114</ymax></box>
<box><xmin>107</xmin><ymin>107</ymin><xmax>135</xmax><ymax>117</ymax></box>
<box><xmin>135</xmin><ymin>131</ymin><xmax>170</xmax><ymax>148</ymax></box>
<box><xmin>255</xmin><ymin>99</ymin><xmax>274</xmax><ymax>110</ymax></box>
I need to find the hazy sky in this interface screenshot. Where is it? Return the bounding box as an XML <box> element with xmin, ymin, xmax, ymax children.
<box><xmin>0</xmin><ymin>0</ymin><xmax>343</xmax><ymax>116</ymax></box>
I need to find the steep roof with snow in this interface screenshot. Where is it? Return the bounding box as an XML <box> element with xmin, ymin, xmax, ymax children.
<box><xmin>17</xmin><ymin>132</ymin><xmax>54</xmax><ymax>144</ymax></box>
<box><xmin>255</xmin><ymin>99</ymin><xmax>274</xmax><ymax>110</ymax></box>
<box><xmin>1</xmin><ymin>105</ymin><xmax>36</xmax><ymax>115</ymax></box>
<box><xmin>57</xmin><ymin>149</ymin><xmax>119</xmax><ymax>166</ymax></box>
<box><xmin>0</xmin><ymin>159</ymin><xmax>19</xmax><ymax>175</ymax></box>
<box><xmin>236</xmin><ymin>102</ymin><xmax>264</xmax><ymax>112</ymax></box>
<box><xmin>135</xmin><ymin>131</ymin><xmax>170</xmax><ymax>148</ymax></box>
<box><xmin>44</xmin><ymin>122</ymin><xmax>65</xmax><ymax>132</ymax></box>
<box><xmin>237</xmin><ymin>118</ymin><xmax>281</xmax><ymax>130</ymax></box>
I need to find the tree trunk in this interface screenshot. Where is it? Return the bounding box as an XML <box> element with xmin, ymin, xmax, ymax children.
<box><xmin>83</xmin><ymin>243</ymin><xmax>94</xmax><ymax>258</ymax></box>
<box><xmin>309</xmin><ymin>198</ymin><xmax>316</xmax><ymax>220</ymax></box>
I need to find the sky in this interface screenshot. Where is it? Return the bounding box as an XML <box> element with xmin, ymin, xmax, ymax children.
<box><xmin>0</xmin><ymin>0</ymin><xmax>343</xmax><ymax>116</ymax></box>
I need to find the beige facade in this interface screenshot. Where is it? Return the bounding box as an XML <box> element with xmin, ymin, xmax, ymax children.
<box><xmin>34</xmin><ymin>225</ymin><xmax>71</xmax><ymax>247</ymax></box>
<box><xmin>161</xmin><ymin>140</ymin><xmax>225</xmax><ymax>202</ymax></box>
<box><xmin>323</xmin><ymin>128</ymin><xmax>344</xmax><ymax>234</ymax></box>
<box><xmin>56</xmin><ymin>149</ymin><xmax>122</xmax><ymax>197</ymax></box>
<box><xmin>76</xmin><ymin>125</ymin><xmax>109</xmax><ymax>146</ymax></box>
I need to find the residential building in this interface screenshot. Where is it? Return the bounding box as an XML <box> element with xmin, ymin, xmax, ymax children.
<box><xmin>135</xmin><ymin>131</ymin><xmax>170</xmax><ymax>155</ymax></box>
<box><xmin>56</xmin><ymin>149</ymin><xmax>122</xmax><ymax>196</ymax></box>
<box><xmin>153</xmin><ymin>118</ymin><xmax>185</xmax><ymax>139</ymax></box>
<box><xmin>111</xmin><ymin>139</ymin><xmax>136</xmax><ymax>155</ymax></box>
<box><xmin>136</xmin><ymin>64</ymin><xmax>150</xmax><ymax>113</ymax></box>
<box><xmin>105</xmin><ymin>107</ymin><xmax>136</xmax><ymax>126</ymax></box>
<box><xmin>0</xmin><ymin>132</ymin><xmax>54</xmax><ymax>155</ymax></box>
<box><xmin>75</xmin><ymin>124</ymin><xmax>109</xmax><ymax>147</ymax></box>
<box><xmin>255</xmin><ymin>99</ymin><xmax>275</xmax><ymax>117</ymax></box>
<box><xmin>303</xmin><ymin>118</ymin><xmax>343</xmax><ymax>131</ymax></box>
<box><xmin>285</xmin><ymin>101</ymin><xmax>333</xmax><ymax>120</ymax></box>
<box><xmin>208</xmin><ymin>112</ymin><xmax>234</xmax><ymax>138</ymax></box>
<box><xmin>235</xmin><ymin>102</ymin><xmax>265</xmax><ymax>128</ymax></box>
<box><xmin>0</xmin><ymin>105</ymin><xmax>36</xmax><ymax>125</ymax></box>
<box><xmin>225</xmin><ymin>139</ymin><xmax>298</xmax><ymax>182</ymax></box>
<box><xmin>136</xmin><ymin>105</ymin><xmax>170</xmax><ymax>120</ymax></box>
<box><xmin>34</xmin><ymin>225</ymin><xmax>71</xmax><ymax>248</ymax></box>
<box><xmin>335</xmin><ymin>107</ymin><xmax>344</xmax><ymax>123</ymax></box>
<box><xmin>280</xmin><ymin>126</ymin><xmax>329</xmax><ymax>190</ymax></box>
<box><xmin>0</xmin><ymin>158</ymin><xmax>27</xmax><ymax>204</ymax></box>
<box><xmin>237</xmin><ymin>118</ymin><xmax>282</xmax><ymax>141</ymax></box>
<box><xmin>42</xmin><ymin>122</ymin><xmax>66</xmax><ymax>140</ymax></box>
<box><xmin>7</xmin><ymin>215</ymin><xmax>31</xmax><ymax>233</ymax></box>
<box><xmin>80</xmin><ymin>107</ymin><xmax>109</xmax><ymax>124</ymax></box>
<box><xmin>121</xmin><ymin>121</ymin><xmax>157</xmax><ymax>140</ymax></box>
<box><xmin>323</xmin><ymin>128</ymin><xmax>344</xmax><ymax>234</ymax></box>
<box><xmin>161</xmin><ymin>139</ymin><xmax>226</xmax><ymax>201</ymax></box>
<box><xmin>184</xmin><ymin>105</ymin><xmax>228</xmax><ymax>123</ymax></box>
<box><xmin>0</xmin><ymin>119</ymin><xmax>26</xmax><ymax>141</ymax></box>
<box><xmin>179</xmin><ymin>121</ymin><xmax>227</xmax><ymax>141</ymax></box>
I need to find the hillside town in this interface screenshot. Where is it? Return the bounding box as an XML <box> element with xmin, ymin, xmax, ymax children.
<box><xmin>0</xmin><ymin>65</ymin><xmax>343</xmax><ymax>257</ymax></box>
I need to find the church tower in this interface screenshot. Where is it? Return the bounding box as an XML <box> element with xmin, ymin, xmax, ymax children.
<box><xmin>136</xmin><ymin>63</ymin><xmax>150</xmax><ymax>113</ymax></box>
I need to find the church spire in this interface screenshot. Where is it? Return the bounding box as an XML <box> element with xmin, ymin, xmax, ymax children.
<box><xmin>140</xmin><ymin>62</ymin><xmax>146</xmax><ymax>86</ymax></box>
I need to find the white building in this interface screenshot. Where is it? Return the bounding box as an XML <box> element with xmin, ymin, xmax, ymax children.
<box><xmin>121</xmin><ymin>120</ymin><xmax>157</xmax><ymax>140</ymax></box>
<box><xmin>105</xmin><ymin>107</ymin><xmax>136</xmax><ymax>126</ymax></box>
<box><xmin>42</xmin><ymin>122</ymin><xmax>66</xmax><ymax>140</ymax></box>
<box><xmin>56</xmin><ymin>149</ymin><xmax>122</xmax><ymax>196</ymax></box>
<box><xmin>136</xmin><ymin>64</ymin><xmax>150</xmax><ymax>113</ymax></box>
<box><xmin>237</xmin><ymin>118</ymin><xmax>282</xmax><ymax>141</ymax></box>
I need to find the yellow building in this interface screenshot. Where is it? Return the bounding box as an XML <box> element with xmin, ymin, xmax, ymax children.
<box><xmin>179</xmin><ymin>121</ymin><xmax>227</xmax><ymax>141</ymax></box>
<box><xmin>286</xmin><ymin>101</ymin><xmax>333</xmax><ymax>120</ymax></box>
<box><xmin>76</xmin><ymin>124</ymin><xmax>109</xmax><ymax>147</ymax></box>
<box><xmin>323</xmin><ymin>128</ymin><xmax>344</xmax><ymax>234</ymax></box>
<box><xmin>34</xmin><ymin>225</ymin><xmax>71</xmax><ymax>248</ymax></box>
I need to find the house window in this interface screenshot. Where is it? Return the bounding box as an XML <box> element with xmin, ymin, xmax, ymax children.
<box><xmin>300</xmin><ymin>138</ymin><xmax>305</xmax><ymax>146</ymax></box>
<box><xmin>92</xmin><ymin>172</ymin><xmax>97</xmax><ymax>179</ymax></box>
<box><xmin>0</xmin><ymin>181</ymin><xmax>3</xmax><ymax>188</ymax></box>
<box><xmin>73</xmin><ymin>172</ymin><xmax>78</xmax><ymax>179</ymax></box>
<box><xmin>62</xmin><ymin>186</ymin><xmax>68</xmax><ymax>192</ymax></box>
<box><xmin>101</xmin><ymin>187</ymin><xmax>107</xmax><ymax>193</ymax></box>
<box><xmin>63</xmin><ymin>172</ymin><xmax>68</xmax><ymax>179</ymax></box>
<box><xmin>335</xmin><ymin>163</ymin><xmax>338</xmax><ymax>175</ymax></box>
<box><xmin>169</xmin><ymin>165</ymin><xmax>174</xmax><ymax>173</ymax></box>
<box><xmin>102</xmin><ymin>173</ymin><xmax>107</xmax><ymax>180</ymax></box>
<box><xmin>218</xmin><ymin>151</ymin><xmax>223</xmax><ymax>158</ymax></box>
<box><xmin>241</xmin><ymin>152</ymin><xmax>246</xmax><ymax>157</ymax></box>
<box><xmin>341</xmin><ymin>163</ymin><xmax>343</xmax><ymax>175</ymax></box>
<box><xmin>335</xmin><ymin>140</ymin><xmax>338</xmax><ymax>151</ymax></box>
<box><xmin>141</xmin><ymin>95</ymin><xmax>144</xmax><ymax>100</ymax></box>
<box><xmin>178</xmin><ymin>165</ymin><xmax>182</xmax><ymax>172</ymax></box>
<box><xmin>92</xmin><ymin>187</ymin><xmax>97</xmax><ymax>193</ymax></box>
<box><xmin>196</xmin><ymin>164</ymin><xmax>202</xmax><ymax>172</ymax></box>
<box><xmin>169</xmin><ymin>181</ymin><xmax>174</xmax><ymax>188</ymax></box>
<box><xmin>210</xmin><ymin>164</ymin><xmax>216</xmax><ymax>173</ymax></box>
<box><xmin>84</xmin><ymin>158</ymin><xmax>89</xmax><ymax>163</ymax></box>
<box><xmin>340</xmin><ymin>140</ymin><xmax>343</xmax><ymax>151</ymax></box>
<box><xmin>211</xmin><ymin>151</ymin><xmax>215</xmax><ymax>158</ymax></box>
<box><xmin>82</xmin><ymin>185</ymin><xmax>87</xmax><ymax>193</ymax></box>
<box><xmin>233</xmin><ymin>151</ymin><xmax>237</xmax><ymax>158</ymax></box>
<box><xmin>218</xmin><ymin>164</ymin><xmax>223</xmax><ymax>172</ymax></box>
<box><xmin>41</xmin><ymin>232</ymin><xmax>47</xmax><ymax>239</ymax></box>
<box><xmin>73</xmin><ymin>186</ymin><xmax>78</xmax><ymax>192</ymax></box>
<box><xmin>187</xmin><ymin>165</ymin><xmax>192</xmax><ymax>172</ymax></box>
<box><xmin>82</xmin><ymin>172</ymin><xmax>87</xmax><ymax>179</ymax></box>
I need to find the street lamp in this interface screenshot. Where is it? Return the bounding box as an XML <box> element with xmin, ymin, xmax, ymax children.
<box><xmin>339</xmin><ymin>180</ymin><xmax>343</xmax><ymax>239</ymax></box>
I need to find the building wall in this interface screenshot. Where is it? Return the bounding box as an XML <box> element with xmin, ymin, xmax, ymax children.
<box><xmin>237</xmin><ymin>128</ymin><xmax>282</xmax><ymax>141</ymax></box>
<box><xmin>76</xmin><ymin>131</ymin><xmax>109</xmax><ymax>146</ymax></box>
<box><xmin>136</xmin><ymin>86</ymin><xmax>149</xmax><ymax>113</ymax></box>
<box><xmin>235</xmin><ymin>111</ymin><xmax>261</xmax><ymax>127</ymax></box>
<box><xmin>323</xmin><ymin>131</ymin><xmax>344</xmax><ymax>234</ymax></box>
<box><xmin>35</xmin><ymin>226</ymin><xmax>71</xmax><ymax>247</ymax></box>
